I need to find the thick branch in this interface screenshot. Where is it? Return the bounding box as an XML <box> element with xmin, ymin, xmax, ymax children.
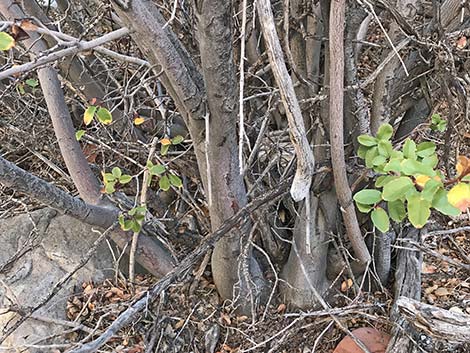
<box><xmin>397</xmin><ymin>296</ymin><xmax>470</xmax><ymax>344</ymax></box>
<box><xmin>329</xmin><ymin>0</ymin><xmax>371</xmax><ymax>265</ymax></box>
<box><xmin>256</xmin><ymin>0</ymin><xmax>314</xmax><ymax>202</ymax></box>
<box><xmin>0</xmin><ymin>156</ymin><xmax>116</xmax><ymax>228</ymax></box>
<box><xmin>0</xmin><ymin>155</ymin><xmax>175</xmax><ymax>278</ymax></box>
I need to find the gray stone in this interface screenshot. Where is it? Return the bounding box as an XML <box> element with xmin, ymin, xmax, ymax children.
<box><xmin>0</xmin><ymin>208</ymin><xmax>114</xmax><ymax>352</ymax></box>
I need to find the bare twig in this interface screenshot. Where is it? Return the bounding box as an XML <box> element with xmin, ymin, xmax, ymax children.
<box><xmin>0</xmin><ymin>27</ymin><xmax>130</xmax><ymax>81</ymax></box>
<box><xmin>129</xmin><ymin>137</ymin><xmax>159</xmax><ymax>284</ymax></box>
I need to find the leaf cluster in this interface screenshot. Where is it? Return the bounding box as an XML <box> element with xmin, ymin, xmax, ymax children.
<box><xmin>102</xmin><ymin>167</ymin><xmax>132</xmax><ymax>194</ymax></box>
<box><xmin>146</xmin><ymin>161</ymin><xmax>182</xmax><ymax>191</ymax></box>
<box><xmin>119</xmin><ymin>205</ymin><xmax>147</xmax><ymax>233</ymax></box>
<box><xmin>354</xmin><ymin>124</ymin><xmax>460</xmax><ymax>232</ymax></box>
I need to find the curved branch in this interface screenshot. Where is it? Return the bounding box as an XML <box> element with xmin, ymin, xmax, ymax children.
<box><xmin>329</xmin><ymin>0</ymin><xmax>371</xmax><ymax>265</ymax></box>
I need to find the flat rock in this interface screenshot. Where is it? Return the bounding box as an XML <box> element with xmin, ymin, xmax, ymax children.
<box><xmin>0</xmin><ymin>208</ymin><xmax>114</xmax><ymax>352</ymax></box>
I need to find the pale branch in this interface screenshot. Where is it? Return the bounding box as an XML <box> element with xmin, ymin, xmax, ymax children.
<box><xmin>329</xmin><ymin>0</ymin><xmax>371</xmax><ymax>265</ymax></box>
<box><xmin>397</xmin><ymin>296</ymin><xmax>470</xmax><ymax>344</ymax></box>
<box><xmin>0</xmin><ymin>20</ymin><xmax>148</xmax><ymax>67</ymax></box>
<box><xmin>256</xmin><ymin>0</ymin><xmax>315</xmax><ymax>202</ymax></box>
<box><xmin>67</xmin><ymin>177</ymin><xmax>293</xmax><ymax>353</ymax></box>
<box><xmin>0</xmin><ymin>26</ymin><xmax>131</xmax><ymax>81</ymax></box>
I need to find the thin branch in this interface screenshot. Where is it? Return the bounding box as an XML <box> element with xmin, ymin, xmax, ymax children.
<box><xmin>0</xmin><ymin>27</ymin><xmax>130</xmax><ymax>81</ymax></box>
<box><xmin>129</xmin><ymin>137</ymin><xmax>159</xmax><ymax>284</ymax></box>
<box><xmin>329</xmin><ymin>0</ymin><xmax>371</xmax><ymax>265</ymax></box>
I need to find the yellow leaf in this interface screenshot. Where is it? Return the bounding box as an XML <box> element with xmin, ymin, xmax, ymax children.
<box><xmin>133</xmin><ymin>116</ymin><xmax>145</xmax><ymax>125</ymax></box>
<box><xmin>160</xmin><ymin>138</ymin><xmax>171</xmax><ymax>146</ymax></box>
<box><xmin>415</xmin><ymin>175</ymin><xmax>430</xmax><ymax>188</ymax></box>
<box><xmin>448</xmin><ymin>183</ymin><xmax>470</xmax><ymax>211</ymax></box>
<box><xmin>83</xmin><ymin>106</ymin><xmax>97</xmax><ymax>126</ymax></box>
<box><xmin>0</xmin><ymin>32</ymin><xmax>15</xmax><ymax>51</ymax></box>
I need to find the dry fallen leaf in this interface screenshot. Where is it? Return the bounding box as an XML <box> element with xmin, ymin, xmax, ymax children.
<box><xmin>220</xmin><ymin>312</ymin><xmax>231</xmax><ymax>325</ymax></box>
<box><xmin>434</xmin><ymin>287</ymin><xmax>450</xmax><ymax>296</ymax></box>
<box><xmin>341</xmin><ymin>278</ymin><xmax>353</xmax><ymax>292</ymax></box>
<box><xmin>277</xmin><ymin>303</ymin><xmax>286</xmax><ymax>313</ymax></box>
<box><xmin>457</xmin><ymin>36</ymin><xmax>467</xmax><ymax>49</ymax></box>
<box><xmin>174</xmin><ymin>319</ymin><xmax>185</xmax><ymax>329</ymax></box>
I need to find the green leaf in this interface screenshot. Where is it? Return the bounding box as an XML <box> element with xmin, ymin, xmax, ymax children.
<box><xmin>376</xmin><ymin>123</ymin><xmax>393</xmax><ymax>141</ymax></box>
<box><xmin>375</xmin><ymin>175</ymin><xmax>397</xmax><ymax>188</ymax></box>
<box><xmin>171</xmin><ymin>135</ymin><xmax>184</xmax><ymax>145</ymax></box>
<box><xmin>416</xmin><ymin>142</ymin><xmax>436</xmax><ymax>157</ymax></box>
<box><xmin>75</xmin><ymin>130</ymin><xmax>85</xmax><ymax>141</ymax></box>
<box><xmin>134</xmin><ymin>214</ymin><xmax>145</xmax><ymax>222</ymax></box>
<box><xmin>371</xmin><ymin>207</ymin><xmax>390</xmax><ymax>233</ymax></box>
<box><xmin>407</xmin><ymin>194</ymin><xmax>431</xmax><ymax>229</ymax></box>
<box><xmin>103</xmin><ymin>173</ymin><xmax>115</xmax><ymax>182</ymax></box>
<box><xmin>432</xmin><ymin>189</ymin><xmax>460</xmax><ymax>216</ymax></box>
<box><xmin>437</xmin><ymin>121</ymin><xmax>447</xmax><ymax>132</ymax></box>
<box><xmin>161</xmin><ymin>144</ymin><xmax>170</xmax><ymax>156</ymax></box>
<box><xmin>431</xmin><ymin>114</ymin><xmax>447</xmax><ymax>132</ymax></box>
<box><xmin>357</xmin><ymin>135</ymin><xmax>378</xmax><ymax>147</ymax></box>
<box><xmin>365</xmin><ymin>147</ymin><xmax>379</xmax><ymax>168</ymax></box>
<box><xmin>372</xmin><ymin>155</ymin><xmax>387</xmax><ymax>166</ymax></box>
<box><xmin>357</xmin><ymin>145</ymin><xmax>370</xmax><ymax>159</ymax></box>
<box><xmin>168</xmin><ymin>173</ymin><xmax>183</xmax><ymax>188</ymax></box>
<box><xmin>119</xmin><ymin>174</ymin><xmax>132</xmax><ymax>184</ymax></box>
<box><xmin>134</xmin><ymin>205</ymin><xmax>147</xmax><ymax>214</ymax></box>
<box><xmin>401</xmin><ymin>159</ymin><xmax>435</xmax><ymax>177</ymax></box>
<box><xmin>96</xmin><ymin>107</ymin><xmax>113</xmax><ymax>125</ymax></box>
<box><xmin>159</xmin><ymin>175</ymin><xmax>171</xmax><ymax>191</ymax></box>
<box><xmin>390</xmin><ymin>150</ymin><xmax>404</xmax><ymax>159</ymax></box>
<box><xmin>105</xmin><ymin>181</ymin><xmax>116</xmax><ymax>194</ymax></box>
<box><xmin>356</xmin><ymin>203</ymin><xmax>373</xmax><ymax>213</ymax></box>
<box><xmin>0</xmin><ymin>32</ymin><xmax>15</xmax><ymax>51</ymax></box>
<box><xmin>383</xmin><ymin>158</ymin><xmax>402</xmax><ymax>173</ymax></box>
<box><xmin>112</xmin><ymin>167</ymin><xmax>122</xmax><ymax>178</ymax></box>
<box><xmin>118</xmin><ymin>214</ymin><xmax>125</xmax><ymax>228</ymax></box>
<box><xmin>25</xmin><ymin>78</ymin><xmax>39</xmax><ymax>88</ymax></box>
<box><xmin>122</xmin><ymin>220</ymin><xmax>134</xmax><ymax>231</ymax></box>
<box><xmin>388</xmin><ymin>200</ymin><xmax>406</xmax><ymax>222</ymax></box>
<box><xmin>421</xmin><ymin>179</ymin><xmax>441</xmax><ymax>202</ymax></box>
<box><xmin>84</xmin><ymin>106</ymin><xmax>97</xmax><ymax>125</ymax></box>
<box><xmin>17</xmin><ymin>84</ymin><xmax>25</xmax><ymax>95</ymax></box>
<box><xmin>421</xmin><ymin>155</ymin><xmax>439</xmax><ymax>169</ymax></box>
<box><xmin>403</xmin><ymin>138</ymin><xmax>417</xmax><ymax>160</ymax></box>
<box><xmin>354</xmin><ymin>189</ymin><xmax>382</xmax><ymax>205</ymax></box>
<box><xmin>378</xmin><ymin>140</ymin><xmax>393</xmax><ymax>157</ymax></box>
<box><xmin>149</xmin><ymin>164</ymin><xmax>166</xmax><ymax>175</ymax></box>
<box><xmin>131</xmin><ymin>221</ymin><xmax>141</xmax><ymax>233</ymax></box>
<box><xmin>382</xmin><ymin>177</ymin><xmax>414</xmax><ymax>201</ymax></box>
